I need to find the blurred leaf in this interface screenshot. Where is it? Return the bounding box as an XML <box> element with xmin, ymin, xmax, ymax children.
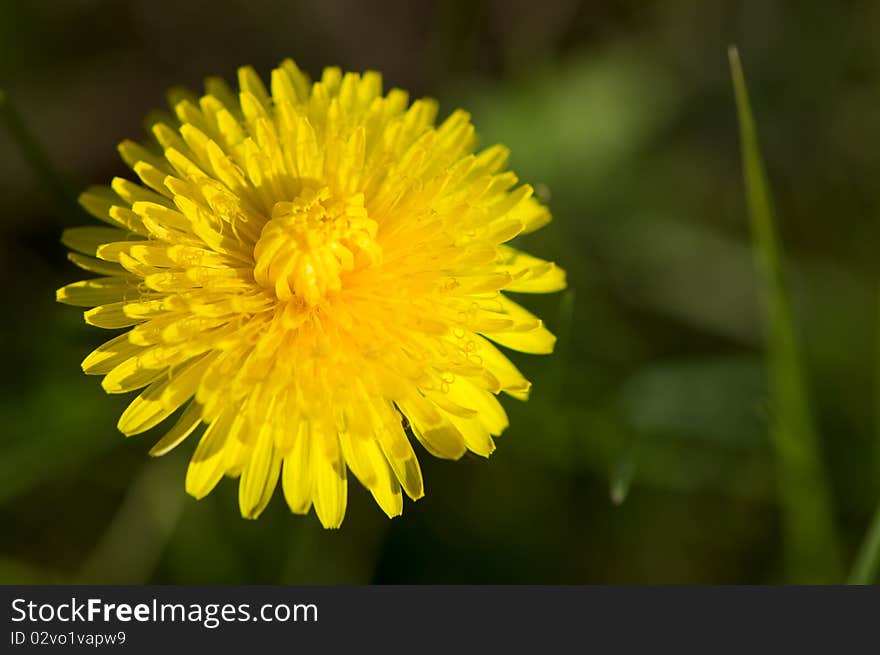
<box><xmin>620</xmin><ymin>356</ymin><xmax>767</xmax><ymax>447</ymax></box>
<box><xmin>0</xmin><ymin>378</ymin><xmax>119</xmax><ymax>505</ymax></box>
<box><xmin>0</xmin><ymin>87</ymin><xmax>80</xmax><ymax>224</ymax></box>
<box><xmin>730</xmin><ymin>46</ymin><xmax>842</xmax><ymax>582</ymax></box>
<box><xmin>609</xmin><ymin>437</ymin><xmax>638</xmax><ymax>506</ymax></box>
<box><xmin>447</xmin><ymin>43</ymin><xmax>681</xmax><ymax>190</ymax></box>
<box><xmin>509</xmin><ymin>399</ymin><xmax>774</xmax><ymax>502</ymax></box>
<box><xmin>162</xmin><ymin>495</ymin><xmax>249</xmax><ymax>583</ymax></box>
<box><xmin>0</xmin><ymin>557</ymin><xmax>66</xmax><ymax>585</ymax></box>
<box><xmin>76</xmin><ymin>457</ymin><xmax>186</xmax><ymax>584</ymax></box>
<box><xmin>602</xmin><ymin>214</ymin><xmax>760</xmax><ymax>343</ymax></box>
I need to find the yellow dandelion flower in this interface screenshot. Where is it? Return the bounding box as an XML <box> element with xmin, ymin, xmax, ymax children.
<box><xmin>57</xmin><ymin>60</ymin><xmax>566</xmax><ymax>528</ymax></box>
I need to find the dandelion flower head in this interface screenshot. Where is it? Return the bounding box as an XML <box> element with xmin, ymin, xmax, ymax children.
<box><xmin>57</xmin><ymin>60</ymin><xmax>566</xmax><ymax>527</ymax></box>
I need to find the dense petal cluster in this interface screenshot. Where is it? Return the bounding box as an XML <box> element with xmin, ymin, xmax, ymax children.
<box><xmin>57</xmin><ymin>60</ymin><xmax>565</xmax><ymax>527</ymax></box>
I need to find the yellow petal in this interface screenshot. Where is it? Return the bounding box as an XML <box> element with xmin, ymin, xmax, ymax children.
<box><xmin>399</xmin><ymin>394</ymin><xmax>467</xmax><ymax>460</ymax></box>
<box><xmin>368</xmin><ymin>461</ymin><xmax>403</xmax><ymax>519</ymax></box>
<box><xmin>102</xmin><ymin>355</ymin><xmax>167</xmax><ymax>395</ymax></box>
<box><xmin>61</xmin><ymin>227</ymin><xmax>129</xmax><ymax>256</ymax></box>
<box><xmin>447</xmin><ymin>413</ymin><xmax>495</xmax><ymax>457</ymax></box>
<box><xmin>445</xmin><ymin>378</ymin><xmax>508</xmax><ymax>436</ymax></box>
<box><xmin>56</xmin><ymin>277</ymin><xmax>137</xmax><ymax>307</ymax></box>
<box><xmin>498</xmin><ymin>246</ymin><xmax>567</xmax><ymax>293</ymax></box>
<box><xmin>239</xmin><ymin>423</ymin><xmax>282</xmax><ymax>519</ymax></box>
<box><xmin>149</xmin><ymin>401</ymin><xmax>203</xmax><ymax>456</ymax></box>
<box><xmin>81</xmin><ymin>332</ymin><xmax>144</xmax><ymax>375</ymax></box>
<box><xmin>281</xmin><ymin>422</ymin><xmax>313</xmax><ymax>514</ymax></box>
<box><xmin>373</xmin><ymin>416</ymin><xmax>424</xmax><ymax>501</ymax></box>
<box><xmin>185</xmin><ymin>408</ymin><xmax>235</xmax><ymax>499</ymax></box>
<box><xmin>482</xmin><ymin>296</ymin><xmax>556</xmax><ymax>354</ymax></box>
<box><xmin>473</xmin><ymin>335</ymin><xmax>531</xmax><ymax>400</ymax></box>
<box><xmin>311</xmin><ymin>424</ymin><xmax>347</xmax><ymax>529</ymax></box>
<box><xmin>484</xmin><ymin>325</ymin><xmax>556</xmax><ymax>354</ymax></box>
<box><xmin>117</xmin><ymin>353</ymin><xmax>215</xmax><ymax>435</ymax></box>
<box><xmin>67</xmin><ymin>253</ymin><xmax>126</xmax><ymax>276</ymax></box>
<box><xmin>84</xmin><ymin>302</ymin><xmax>147</xmax><ymax>329</ymax></box>
<box><xmin>78</xmin><ymin>186</ymin><xmax>148</xmax><ymax>233</ymax></box>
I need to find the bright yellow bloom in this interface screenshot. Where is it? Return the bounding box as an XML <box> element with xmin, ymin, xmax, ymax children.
<box><xmin>57</xmin><ymin>60</ymin><xmax>566</xmax><ymax>527</ymax></box>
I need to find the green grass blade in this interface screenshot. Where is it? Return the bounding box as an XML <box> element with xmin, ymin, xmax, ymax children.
<box><xmin>552</xmin><ymin>288</ymin><xmax>575</xmax><ymax>392</ymax></box>
<box><xmin>847</xmin><ymin>284</ymin><xmax>880</xmax><ymax>584</ymax></box>
<box><xmin>609</xmin><ymin>436</ymin><xmax>638</xmax><ymax>506</ymax></box>
<box><xmin>876</xmin><ymin>284</ymin><xmax>880</xmax><ymax>482</ymax></box>
<box><xmin>75</xmin><ymin>457</ymin><xmax>186</xmax><ymax>584</ymax></box>
<box><xmin>848</xmin><ymin>502</ymin><xmax>880</xmax><ymax>584</ymax></box>
<box><xmin>729</xmin><ymin>46</ymin><xmax>842</xmax><ymax>583</ymax></box>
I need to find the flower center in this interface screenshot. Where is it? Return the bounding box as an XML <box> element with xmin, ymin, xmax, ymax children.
<box><xmin>253</xmin><ymin>187</ymin><xmax>381</xmax><ymax>305</ymax></box>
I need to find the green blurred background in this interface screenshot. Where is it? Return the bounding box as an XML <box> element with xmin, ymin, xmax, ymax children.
<box><xmin>1</xmin><ymin>0</ymin><xmax>879</xmax><ymax>584</ymax></box>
